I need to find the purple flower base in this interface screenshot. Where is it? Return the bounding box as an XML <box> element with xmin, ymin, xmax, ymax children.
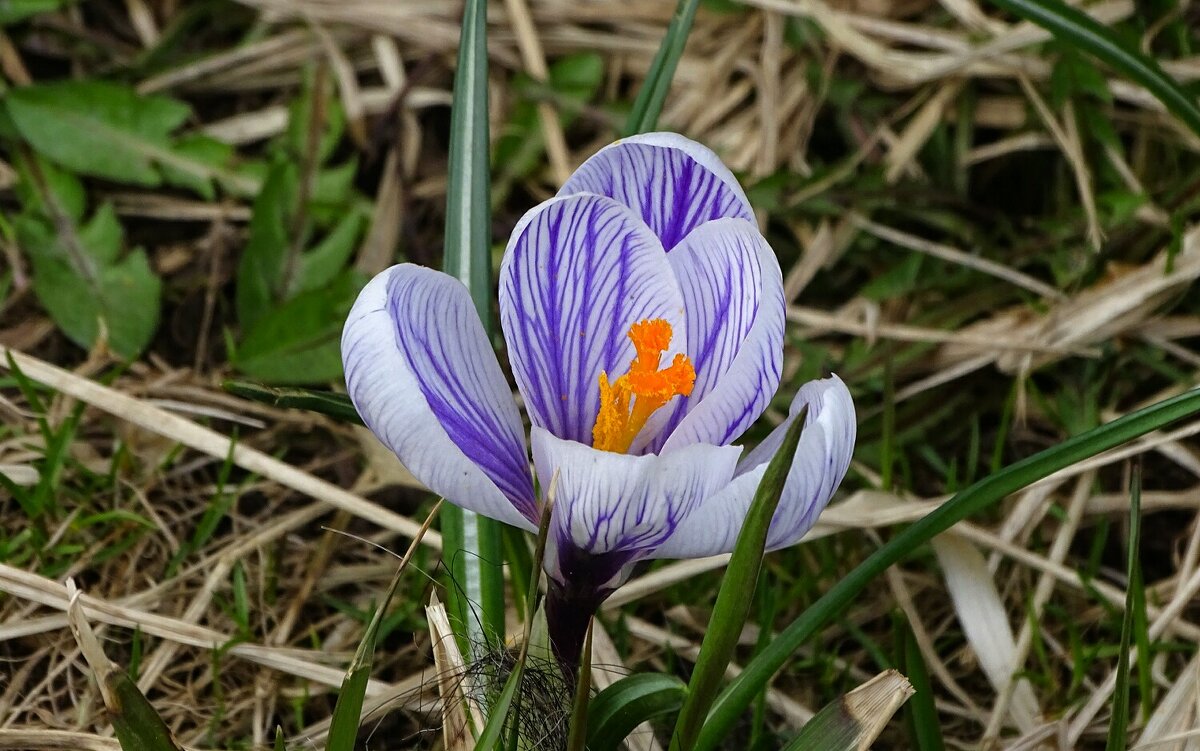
<box><xmin>543</xmin><ymin>547</ymin><xmax>633</xmax><ymax>675</ymax></box>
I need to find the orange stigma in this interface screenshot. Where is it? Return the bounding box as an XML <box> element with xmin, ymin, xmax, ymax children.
<box><xmin>592</xmin><ymin>319</ymin><xmax>695</xmax><ymax>453</ymax></box>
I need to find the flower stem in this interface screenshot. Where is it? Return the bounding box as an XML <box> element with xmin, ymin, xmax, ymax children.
<box><xmin>544</xmin><ymin>580</ymin><xmax>605</xmax><ymax>680</ymax></box>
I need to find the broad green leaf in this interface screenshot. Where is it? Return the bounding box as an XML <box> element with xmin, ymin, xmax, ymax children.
<box><xmin>695</xmin><ymin>388</ymin><xmax>1200</xmax><ymax>751</ymax></box>
<box><xmin>221</xmin><ymin>381</ymin><xmax>362</xmax><ymax>424</ymax></box>
<box><xmin>4</xmin><ymin>81</ymin><xmax>248</xmax><ymax>194</ymax></box>
<box><xmin>13</xmin><ymin>152</ymin><xmax>86</xmax><ymax>221</ymax></box>
<box><xmin>282</xmin><ymin>68</ymin><xmax>347</xmax><ymax>166</ymax></box>
<box><xmin>234</xmin><ymin>271</ymin><xmax>363</xmax><ymax>384</ymax></box>
<box><xmin>310</xmin><ymin>161</ymin><xmax>361</xmax><ymax>223</ymax></box>
<box><xmin>162</xmin><ymin>134</ymin><xmax>235</xmax><ymax>200</ymax></box>
<box><xmin>587</xmin><ymin>674</ymin><xmax>686</xmax><ymax>751</ymax></box>
<box><xmin>1098</xmin><ymin>189</ymin><xmax>1147</xmax><ymax>226</ymax></box>
<box><xmin>78</xmin><ymin>201</ymin><xmax>124</xmax><ymax>265</ymax></box>
<box><xmin>236</xmin><ymin>160</ymin><xmax>296</xmax><ymax>329</ymax></box>
<box><xmin>669</xmin><ymin>413</ymin><xmax>807</xmax><ymax>751</ymax></box>
<box><xmin>233</xmin><ymin>76</ymin><xmax>362</xmax><ymax>341</ymax></box>
<box><xmin>18</xmin><ymin>205</ymin><xmax>160</xmax><ymax>359</ymax></box>
<box><xmin>234</xmin><ymin>158</ymin><xmax>362</xmax><ymax>331</ymax></box>
<box><xmin>441</xmin><ymin>0</ymin><xmax>507</xmax><ymax>661</ymax></box>
<box><xmin>985</xmin><ymin>0</ymin><xmax>1200</xmax><ymax>138</ymax></box>
<box><xmin>494</xmin><ymin>52</ymin><xmax>604</xmax><ymax>189</ymax></box>
<box><xmin>297</xmin><ymin>211</ymin><xmax>366</xmax><ymax>293</ymax></box>
<box><xmin>623</xmin><ymin>0</ymin><xmax>700</xmax><ymax>135</ymax></box>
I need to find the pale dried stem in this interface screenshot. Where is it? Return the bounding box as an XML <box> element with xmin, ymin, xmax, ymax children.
<box><xmin>0</xmin><ymin>563</ymin><xmax>393</xmax><ymax>694</ymax></box>
<box><xmin>980</xmin><ymin>473</ymin><xmax>1094</xmax><ymax>743</ymax></box>
<box><xmin>0</xmin><ymin>347</ymin><xmax>438</xmax><ymax>547</ymax></box>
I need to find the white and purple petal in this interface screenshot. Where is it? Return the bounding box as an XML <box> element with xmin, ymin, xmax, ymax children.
<box><xmin>499</xmin><ymin>193</ymin><xmax>685</xmax><ymax>446</ymax></box>
<box><xmin>651</xmin><ymin>219</ymin><xmax>785</xmax><ymax>453</ymax></box>
<box><xmin>342</xmin><ymin>265</ymin><xmax>537</xmax><ymax>530</ymax></box>
<box><xmin>531</xmin><ymin>427</ymin><xmax>740</xmax><ymax>587</ymax></box>
<box><xmin>558</xmin><ymin>133</ymin><xmax>756</xmax><ymax>251</ymax></box>
<box><xmin>649</xmin><ymin>375</ymin><xmax>856</xmax><ymax>558</ymax></box>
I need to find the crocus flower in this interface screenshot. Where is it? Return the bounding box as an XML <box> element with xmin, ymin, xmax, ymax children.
<box><xmin>341</xmin><ymin>133</ymin><xmax>856</xmax><ymax>668</ymax></box>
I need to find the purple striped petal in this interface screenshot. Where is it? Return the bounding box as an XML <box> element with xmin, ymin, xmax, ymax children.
<box><xmin>342</xmin><ymin>264</ymin><xmax>537</xmax><ymax>529</ymax></box>
<box><xmin>531</xmin><ymin>427</ymin><xmax>740</xmax><ymax>587</ymax></box>
<box><xmin>649</xmin><ymin>375</ymin><xmax>856</xmax><ymax>559</ymax></box>
<box><xmin>499</xmin><ymin>193</ymin><xmax>684</xmax><ymax>446</ymax></box>
<box><xmin>653</xmin><ymin>219</ymin><xmax>785</xmax><ymax>453</ymax></box>
<box><xmin>558</xmin><ymin>133</ymin><xmax>755</xmax><ymax>252</ymax></box>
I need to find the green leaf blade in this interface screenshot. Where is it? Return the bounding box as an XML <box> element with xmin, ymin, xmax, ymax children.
<box><xmin>440</xmin><ymin>0</ymin><xmax>508</xmax><ymax>661</ymax></box>
<box><xmin>4</xmin><ymin>80</ymin><xmax>248</xmax><ymax>194</ymax></box>
<box><xmin>587</xmin><ymin>673</ymin><xmax>687</xmax><ymax>751</ymax></box>
<box><xmin>986</xmin><ymin>0</ymin><xmax>1200</xmax><ymax>138</ymax></box>
<box><xmin>899</xmin><ymin>619</ymin><xmax>945</xmax><ymax>751</ymax></box>
<box><xmin>1104</xmin><ymin>462</ymin><xmax>1143</xmax><ymax>751</ymax></box>
<box><xmin>236</xmin><ymin>161</ymin><xmax>297</xmax><ymax>330</ymax></box>
<box><xmin>669</xmin><ymin>413</ymin><xmax>807</xmax><ymax>751</ymax></box>
<box><xmin>234</xmin><ymin>271</ymin><xmax>362</xmax><ymax>384</ymax></box>
<box><xmin>443</xmin><ymin>0</ymin><xmax>492</xmax><ymax>321</ymax></box>
<box><xmin>623</xmin><ymin>0</ymin><xmax>701</xmax><ymax>135</ymax></box>
<box><xmin>695</xmin><ymin>388</ymin><xmax>1200</xmax><ymax>751</ymax></box>
<box><xmin>326</xmin><ymin>504</ymin><xmax>440</xmax><ymax>751</ymax></box>
<box><xmin>19</xmin><ymin>204</ymin><xmax>161</xmax><ymax>359</ymax></box>
<box><xmin>221</xmin><ymin>381</ymin><xmax>363</xmax><ymax>424</ymax></box>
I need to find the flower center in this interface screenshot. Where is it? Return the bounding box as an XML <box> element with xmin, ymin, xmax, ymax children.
<box><xmin>592</xmin><ymin>319</ymin><xmax>695</xmax><ymax>454</ymax></box>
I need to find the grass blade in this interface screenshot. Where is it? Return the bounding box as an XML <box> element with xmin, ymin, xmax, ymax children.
<box><xmin>442</xmin><ymin>511</ymin><xmax>506</xmax><ymax>656</ymax></box>
<box><xmin>222</xmin><ymin>380</ymin><xmax>362</xmax><ymax>424</ymax></box>
<box><xmin>587</xmin><ymin>673</ymin><xmax>687</xmax><ymax>751</ymax></box>
<box><xmin>695</xmin><ymin>388</ymin><xmax>1200</xmax><ymax>751</ymax></box>
<box><xmin>443</xmin><ymin>0</ymin><xmax>492</xmax><ymax>318</ymax></box>
<box><xmin>669</xmin><ymin>412</ymin><xmax>807</xmax><ymax>751</ymax></box>
<box><xmin>477</xmin><ymin>473</ymin><xmax>556</xmax><ymax>750</ymax></box>
<box><xmin>502</xmin><ymin>523</ymin><xmax>534</xmax><ymax>616</ymax></box>
<box><xmin>326</xmin><ymin>501</ymin><xmax>442</xmax><ymax>751</ymax></box>
<box><xmin>1105</xmin><ymin>461</ymin><xmax>1142</xmax><ymax>751</ymax></box>
<box><xmin>441</xmin><ymin>0</ymin><xmax>508</xmax><ymax>659</ymax></box>
<box><xmin>1132</xmin><ymin>505</ymin><xmax>1152</xmax><ymax>724</ymax></box>
<box><xmin>780</xmin><ymin>671</ymin><xmax>913</xmax><ymax>751</ymax></box>
<box><xmin>622</xmin><ymin>0</ymin><xmax>700</xmax><ymax>135</ymax></box>
<box><xmin>899</xmin><ymin>618</ymin><xmax>945</xmax><ymax>751</ymax></box>
<box><xmin>472</xmin><ymin>660</ymin><xmax>526</xmax><ymax>751</ymax></box>
<box><xmin>566</xmin><ymin>620</ymin><xmax>594</xmax><ymax>751</ymax></box>
<box><xmin>985</xmin><ymin>0</ymin><xmax>1200</xmax><ymax>138</ymax></box>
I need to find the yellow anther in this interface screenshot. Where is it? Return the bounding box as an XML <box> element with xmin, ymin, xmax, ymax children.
<box><xmin>592</xmin><ymin>319</ymin><xmax>694</xmax><ymax>453</ymax></box>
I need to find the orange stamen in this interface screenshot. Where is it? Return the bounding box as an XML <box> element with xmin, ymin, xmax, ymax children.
<box><xmin>592</xmin><ymin>319</ymin><xmax>695</xmax><ymax>453</ymax></box>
